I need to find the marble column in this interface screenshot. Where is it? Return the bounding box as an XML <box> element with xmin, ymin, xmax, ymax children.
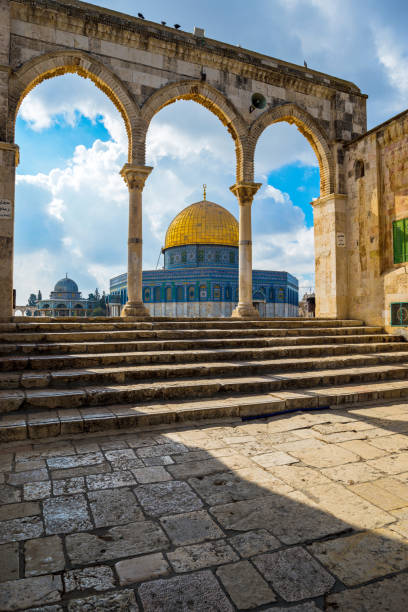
<box><xmin>0</xmin><ymin>142</ymin><xmax>19</xmax><ymax>321</ymax></box>
<box><xmin>230</xmin><ymin>181</ymin><xmax>262</xmax><ymax>319</ymax></box>
<box><xmin>120</xmin><ymin>163</ymin><xmax>153</xmax><ymax>318</ymax></box>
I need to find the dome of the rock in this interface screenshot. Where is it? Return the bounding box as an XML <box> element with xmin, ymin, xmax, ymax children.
<box><xmin>164</xmin><ymin>200</ymin><xmax>239</xmax><ymax>249</ymax></box>
<box><xmin>53</xmin><ymin>277</ymin><xmax>79</xmax><ymax>294</ymax></box>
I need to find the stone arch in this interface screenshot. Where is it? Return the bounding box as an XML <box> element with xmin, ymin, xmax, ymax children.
<box><xmin>8</xmin><ymin>50</ymin><xmax>140</xmax><ymax>161</ymax></box>
<box><xmin>140</xmin><ymin>80</ymin><xmax>248</xmax><ymax>181</ymax></box>
<box><xmin>247</xmin><ymin>103</ymin><xmax>334</xmax><ymax>196</ymax></box>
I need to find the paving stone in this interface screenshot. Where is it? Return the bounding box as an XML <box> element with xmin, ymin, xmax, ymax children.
<box><xmin>24</xmin><ymin>482</ymin><xmax>52</xmax><ymax>501</ymax></box>
<box><xmin>322</xmin><ymin>461</ymin><xmax>382</xmax><ymax>484</ymax></box>
<box><xmin>142</xmin><ymin>455</ymin><xmax>174</xmax><ymax>466</ymax></box>
<box><xmin>134</xmin><ymin>481</ymin><xmax>203</xmax><ymax>517</ymax></box>
<box><xmin>289</xmin><ymin>445</ymin><xmax>359</xmax><ymax>468</ymax></box>
<box><xmin>167</xmin><ymin>455</ymin><xmax>252</xmax><ymax>479</ymax></box>
<box><xmin>368</xmin><ymin>452</ymin><xmax>408</xmax><ymax>474</ymax></box>
<box><xmin>7</xmin><ymin>469</ymin><xmax>49</xmax><ymax>486</ymax></box>
<box><xmin>88</xmin><ymin>488</ymin><xmax>143</xmax><ymax>527</ymax></box>
<box><xmin>251</xmin><ymin>451</ymin><xmax>299</xmax><ymax>467</ymax></box>
<box><xmin>188</xmin><ymin>470</ymin><xmax>290</xmax><ymax>506</ymax></box>
<box><xmin>167</xmin><ymin>539</ymin><xmax>239</xmax><ymax>572</ymax></box>
<box><xmin>389</xmin><ymin>518</ymin><xmax>408</xmax><ymax>537</ymax></box>
<box><xmin>216</xmin><ymin>560</ymin><xmax>276</xmax><ymax>609</ymax></box>
<box><xmin>348</xmin><ymin>480</ymin><xmax>408</xmax><ymax>510</ymax></box>
<box><xmin>368</xmin><ymin>433</ymin><xmax>408</xmax><ymax>452</ymax></box>
<box><xmin>0</xmin><ymin>575</ymin><xmax>63</xmax><ymax>611</ymax></box>
<box><xmin>67</xmin><ymin>589</ymin><xmax>138</xmax><ymax>611</ymax></box>
<box><xmin>326</xmin><ymin>572</ymin><xmax>408</xmax><ymax>611</ymax></box>
<box><xmin>253</xmin><ymin>546</ymin><xmax>335</xmax><ymax>601</ymax></box>
<box><xmin>115</xmin><ymin>553</ymin><xmax>170</xmax><ymax>585</ymax></box>
<box><xmin>136</xmin><ymin>442</ymin><xmax>187</xmax><ymax>458</ymax></box>
<box><xmin>132</xmin><ymin>466</ymin><xmax>172</xmax><ymax>483</ymax></box>
<box><xmin>24</xmin><ymin>536</ymin><xmax>65</xmax><ymax>577</ymax></box>
<box><xmin>74</xmin><ymin>441</ymin><xmax>100</xmax><ymax>454</ymax></box>
<box><xmin>104</xmin><ymin>449</ymin><xmax>144</xmax><ymax>470</ymax></box>
<box><xmin>138</xmin><ymin>570</ymin><xmax>233</xmax><ymax>611</ymax></box>
<box><xmin>43</xmin><ymin>494</ymin><xmax>92</xmax><ymax>535</ymax></box>
<box><xmin>50</xmin><ymin>462</ymin><xmax>111</xmax><ymax>480</ymax></box>
<box><xmin>46</xmin><ymin>452</ymin><xmax>104</xmax><ymax>470</ymax></box>
<box><xmin>0</xmin><ymin>543</ymin><xmax>19</xmax><ymax>582</ymax></box>
<box><xmin>86</xmin><ymin>471</ymin><xmax>136</xmax><ymax>490</ymax></box>
<box><xmin>52</xmin><ymin>477</ymin><xmax>85</xmax><ymax>496</ymax></box>
<box><xmin>210</xmin><ymin>492</ymin><xmax>349</xmax><ymax>545</ymax></box>
<box><xmin>0</xmin><ymin>485</ymin><xmax>21</xmax><ymax>505</ymax></box>
<box><xmin>64</xmin><ymin>566</ymin><xmax>115</xmax><ymax>592</ymax></box>
<box><xmin>160</xmin><ymin>510</ymin><xmax>224</xmax><ymax>545</ymax></box>
<box><xmin>309</xmin><ymin>528</ymin><xmax>408</xmax><ymax>586</ymax></box>
<box><xmin>66</xmin><ymin>521</ymin><xmax>169</xmax><ymax>564</ymax></box>
<box><xmin>338</xmin><ymin>439</ymin><xmax>388</xmax><ymax>459</ymax></box>
<box><xmin>0</xmin><ymin>502</ymin><xmax>40</xmax><ymax>520</ymax></box>
<box><xmin>229</xmin><ymin>529</ymin><xmax>281</xmax><ymax>557</ymax></box>
<box><xmin>269</xmin><ymin>465</ymin><xmax>333</xmax><ymax>489</ymax></box>
<box><xmin>22</xmin><ymin>606</ymin><xmax>62</xmax><ymax>612</ymax></box>
<box><xmin>15</xmin><ymin>459</ymin><xmax>46</xmax><ymax>472</ymax></box>
<box><xmin>263</xmin><ymin>604</ymin><xmax>322</xmax><ymax>612</ymax></box>
<box><xmin>0</xmin><ymin>516</ymin><xmax>43</xmax><ymax>544</ymax></box>
<box><xmin>302</xmin><ymin>482</ymin><xmax>394</xmax><ymax>529</ymax></box>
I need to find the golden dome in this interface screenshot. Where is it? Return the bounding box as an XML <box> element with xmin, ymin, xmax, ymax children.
<box><xmin>164</xmin><ymin>200</ymin><xmax>239</xmax><ymax>249</ymax></box>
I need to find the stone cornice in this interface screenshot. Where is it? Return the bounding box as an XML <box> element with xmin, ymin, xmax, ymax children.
<box><xmin>10</xmin><ymin>0</ymin><xmax>365</xmax><ymax>101</ymax></box>
<box><xmin>0</xmin><ymin>142</ymin><xmax>20</xmax><ymax>166</ymax></box>
<box><xmin>311</xmin><ymin>193</ymin><xmax>346</xmax><ymax>207</ymax></box>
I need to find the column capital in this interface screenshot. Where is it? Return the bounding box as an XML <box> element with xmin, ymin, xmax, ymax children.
<box><xmin>120</xmin><ymin>164</ymin><xmax>153</xmax><ymax>190</ymax></box>
<box><xmin>230</xmin><ymin>181</ymin><xmax>262</xmax><ymax>205</ymax></box>
<box><xmin>0</xmin><ymin>142</ymin><xmax>19</xmax><ymax>166</ymax></box>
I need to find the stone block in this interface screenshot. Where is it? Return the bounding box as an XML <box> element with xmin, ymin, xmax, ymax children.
<box><xmin>134</xmin><ymin>481</ymin><xmax>203</xmax><ymax>517</ymax></box>
<box><xmin>115</xmin><ymin>553</ymin><xmax>170</xmax><ymax>586</ymax></box>
<box><xmin>160</xmin><ymin>510</ymin><xmax>224</xmax><ymax>545</ymax></box>
<box><xmin>0</xmin><ymin>575</ymin><xmax>63</xmax><ymax>611</ymax></box>
<box><xmin>24</xmin><ymin>536</ymin><xmax>65</xmax><ymax>577</ymax></box>
<box><xmin>43</xmin><ymin>494</ymin><xmax>92</xmax><ymax>535</ymax></box>
<box><xmin>63</xmin><ymin>566</ymin><xmax>115</xmax><ymax>592</ymax></box>
<box><xmin>216</xmin><ymin>560</ymin><xmax>276</xmax><ymax>609</ymax></box>
<box><xmin>88</xmin><ymin>488</ymin><xmax>144</xmax><ymax>527</ymax></box>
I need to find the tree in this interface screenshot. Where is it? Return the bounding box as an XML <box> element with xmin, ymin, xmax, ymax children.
<box><xmin>28</xmin><ymin>294</ymin><xmax>37</xmax><ymax>306</ymax></box>
<box><xmin>37</xmin><ymin>290</ymin><xmax>42</xmax><ymax>301</ymax></box>
<box><xmin>94</xmin><ymin>288</ymin><xmax>100</xmax><ymax>301</ymax></box>
<box><xmin>91</xmin><ymin>306</ymin><xmax>105</xmax><ymax>317</ymax></box>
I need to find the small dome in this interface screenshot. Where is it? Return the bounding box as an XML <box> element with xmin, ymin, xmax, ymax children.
<box><xmin>53</xmin><ymin>277</ymin><xmax>79</xmax><ymax>293</ymax></box>
<box><xmin>165</xmin><ymin>200</ymin><xmax>238</xmax><ymax>249</ymax></box>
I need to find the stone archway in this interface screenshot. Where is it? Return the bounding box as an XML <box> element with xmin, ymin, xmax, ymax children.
<box><xmin>247</xmin><ymin>103</ymin><xmax>334</xmax><ymax>195</ymax></box>
<box><xmin>140</xmin><ymin>80</ymin><xmax>247</xmax><ymax>181</ymax></box>
<box><xmin>7</xmin><ymin>49</ymin><xmax>140</xmax><ymax>161</ymax></box>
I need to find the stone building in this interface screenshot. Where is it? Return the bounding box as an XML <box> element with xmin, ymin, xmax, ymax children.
<box><xmin>109</xmin><ymin>197</ymin><xmax>298</xmax><ymax>317</ymax></box>
<box><xmin>33</xmin><ymin>275</ymin><xmax>97</xmax><ymax>317</ymax></box>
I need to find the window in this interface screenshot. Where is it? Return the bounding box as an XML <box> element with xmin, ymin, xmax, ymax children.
<box><xmin>176</xmin><ymin>286</ymin><xmax>184</xmax><ymax>301</ymax></box>
<box><xmin>229</xmin><ymin>251</ymin><xmax>235</xmax><ymax>264</ymax></box>
<box><xmin>188</xmin><ymin>286</ymin><xmax>195</xmax><ymax>301</ymax></box>
<box><xmin>225</xmin><ymin>287</ymin><xmax>231</xmax><ymax>300</ymax></box>
<box><xmin>269</xmin><ymin>287</ymin><xmax>274</xmax><ymax>301</ymax></box>
<box><xmin>200</xmin><ymin>285</ymin><xmax>207</xmax><ymax>300</ymax></box>
<box><xmin>214</xmin><ymin>285</ymin><xmax>221</xmax><ymax>300</ymax></box>
<box><xmin>198</xmin><ymin>249</ymin><xmax>204</xmax><ymax>263</ymax></box>
<box><xmin>154</xmin><ymin>286</ymin><xmax>161</xmax><ymax>302</ymax></box>
<box><xmin>278</xmin><ymin>288</ymin><xmax>284</xmax><ymax>301</ymax></box>
<box><xmin>144</xmin><ymin>288</ymin><xmax>151</xmax><ymax>301</ymax></box>
<box><xmin>355</xmin><ymin>159</ymin><xmax>364</xmax><ymax>179</ymax></box>
<box><xmin>166</xmin><ymin>287</ymin><xmax>172</xmax><ymax>301</ymax></box>
<box><xmin>215</xmin><ymin>250</ymin><xmax>221</xmax><ymax>263</ymax></box>
<box><xmin>181</xmin><ymin>250</ymin><xmax>187</xmax><ymax>263</ymax></box>
<box><xmin>170</xmin><ymin>254</ymin><xmax>174</xmax><ymax>264</ymax></box>
<box><xmin>393</xmin><ymin>218</ymin><xmax>408</xmax><ymax>264</ymax></box>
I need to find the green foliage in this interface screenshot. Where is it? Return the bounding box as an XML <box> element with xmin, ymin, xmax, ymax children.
<box><xmin>28</xmin><ymin>293</ymin><xmax>37</xmax><ymax>306</ymax></box>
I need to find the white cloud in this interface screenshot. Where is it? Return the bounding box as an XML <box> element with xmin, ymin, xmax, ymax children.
<box><xmin>372</xmin><ymin>24</ymin><xmax>408</xmax><ymax>111</ymax></box>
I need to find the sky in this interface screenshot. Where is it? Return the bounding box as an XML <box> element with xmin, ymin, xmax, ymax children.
<box><xmin>14</xmin><ymin>0</ymin><xmax>408</xmax><ymax>303</ymax></box>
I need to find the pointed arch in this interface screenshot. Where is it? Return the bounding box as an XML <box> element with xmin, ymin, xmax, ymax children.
<box><xmin>141</xmin><ymin>80</ymin><xmax>248</xmax><ymax>181</ymax></box>
<box><xmin>248</xmin><ymin>103</ymin><xmax>334</xmax><ymax>196</ymax></box>
<box><xmin>8</xmin><ymin>50</ymin><xmax>140</xmax><ymax>161</ymax></box>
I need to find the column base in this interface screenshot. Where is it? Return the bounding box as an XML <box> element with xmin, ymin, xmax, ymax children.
<box><xmin>121</xmin><ymin>301</ymin><xmax>151</xmax><ymax>318</ymax></box>
<box><xmin>231</xmin><ymin>303</ymin><xmax>260</xmax><ymax>319</ymax></box>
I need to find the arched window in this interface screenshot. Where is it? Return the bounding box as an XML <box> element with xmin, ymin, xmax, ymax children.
<box><xmin>176</xmin><ymin>286</ymin><xmax>184</xmax><ymax>301</ymax></box>
<box><xmin>225</xmin><ymin>286</ymin><xmax>231</xmax><ymax>300</ymax></box>
<box><xmin>154</xmin><ymin>286</ymin><xmax>161</xmax><ymax>302</ymax></box>
<box><xmin>200</xmin><ymin>285</ymin><xmax>207</xmax><ymax>300</ymax></box>
<box><xmin>187</xmin><ymin>286</ymin><xmax>195</xmax><ymax>301</ymax></box>
<box><xmin>143</xmin><ymin>288</ymin><xmax>151</xmax><ymax>301</ymax></box>
<box><xmin>213</xmin><ymin>285</ymin><xmax>221</xmax><ymax>300</ymax></box>
<box><xmin>166</xmin><ymin>287</ymin><xmax>172</xmax><ymax>302</ymax></box>
<box><xmin>355</xmin><ymin>159</ymin><xmax>364</xmax><ymax>179</ymax></box>
<box><xmin>269</xmin><ymin>287</ymin><xmax>274</xmax><ymax>301</ymax></box>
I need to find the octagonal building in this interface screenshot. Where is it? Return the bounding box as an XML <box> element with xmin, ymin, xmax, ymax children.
<box><xmin>109</xmin><ymin>197</ymin><xmax>299</xmax><ymax>317</ymax></box>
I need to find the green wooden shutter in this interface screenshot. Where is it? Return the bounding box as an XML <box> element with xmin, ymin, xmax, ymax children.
<box><xmin>393</xmin><ymin>219</ymin><xmax>406</xmax><ymax>264</ymax></box>
<box><xmin>404</xmin><ymin>219</ymin><xmax>408</xmax><ymax>263</ymax></box>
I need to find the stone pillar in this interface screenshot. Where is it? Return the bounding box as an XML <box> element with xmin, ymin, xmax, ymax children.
<box><xmin>0</xmin><ymin>143</ymin><xmax>19</xmax><ymax>321</ymax></box>
<box><xmin>230</xmin><ymin>181</ymin><xmax>262</xmax><ymax>318</ymax></box>
<box><xmin>120</xmin><ymin>163</ymin><xmax>152</xmax><ymax>318</ymax></box>
<box><xmin>312</xmin><ymin>193</ymin><xmax>348</xmax><ymax>319</ymax></box>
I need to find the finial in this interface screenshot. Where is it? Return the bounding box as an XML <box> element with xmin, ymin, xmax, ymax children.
<box><xmin>203</xmin><ymin>184</ymin><xmax>207</xmax><ymax>201</ymax></box>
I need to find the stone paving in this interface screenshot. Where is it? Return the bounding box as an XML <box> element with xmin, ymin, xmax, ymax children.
<box><xmin>1</xmin><ymin>401</ymin><xmax>408</xmax><ymax>611</ymax></box>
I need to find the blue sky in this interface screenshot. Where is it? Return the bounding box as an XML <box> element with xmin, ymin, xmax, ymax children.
<box><xmin>14</xmin><ymin>0</ymin><xmax>408</xmax><ymax>302</ymax></box>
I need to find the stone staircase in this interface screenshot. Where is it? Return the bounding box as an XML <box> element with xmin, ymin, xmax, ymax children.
<box><xmin>1</xmin><ymin>317</ymin><xmax>408</xmax><ymax>441</ymax></box>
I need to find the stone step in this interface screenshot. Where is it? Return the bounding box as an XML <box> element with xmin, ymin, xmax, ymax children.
<box><xmin>2</xmin><ymin>362</ymin><xmax>408</xmax><ymax>414</ymax></box>
<box><xmin>2</xmin><ymin>351</ymin><xmax>408</xmax><ymax>390</ymax></box>
<box><xmin>2</xmin><ymin>318</ymin><xmax>365</xmax><ymax>332</ymax></box>
<box><xmin>0</xmin><ymin>333</ymin><xmax>399</xmax><ymax>356</ymax></box>
<box><xmin>3</xmin><ymin>376</ymin><xmax>408</xmax><ymax>441</ymax></box>
<box><xmin>0</xmin><ymin>325</ymin><xmax>383</xmax><ymax>344</ymax></box>
<box><xmin>1</xmin><ymin>341</ymin><xmax>407</xmax><ymax>372</ymax></box>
